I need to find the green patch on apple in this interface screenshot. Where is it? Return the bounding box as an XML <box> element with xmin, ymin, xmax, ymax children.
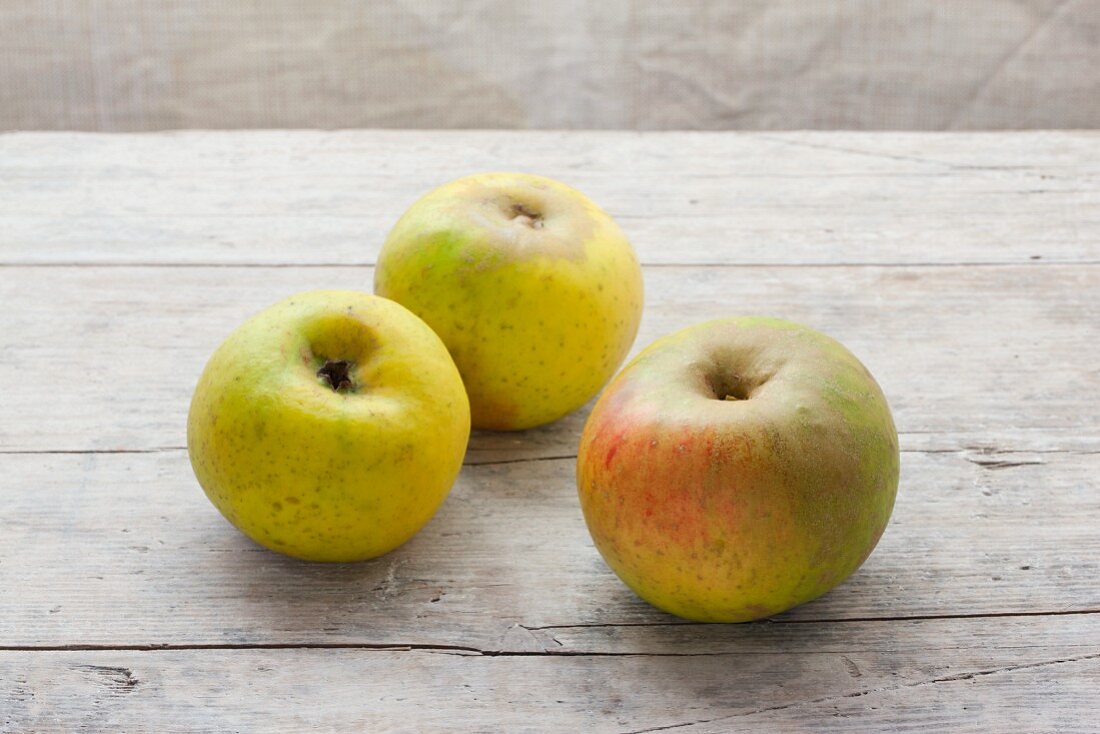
<box><xmin>375</xmin><ymin>172</ymin><xmax>644</xmax><ymax>430</ymax></box>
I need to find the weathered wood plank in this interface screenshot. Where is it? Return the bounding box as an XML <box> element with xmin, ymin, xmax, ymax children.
<box><xmin>1</xmin><ymin>264</ymin><xmax>1096</xmax><ymax>455</ymax></box>
<box><xmin>1</xmin><ymin>448</ymin><xmax>1096</xmax><ymax>647</ymax></box>
<box><xmin>2</xmin><ymin>132</ymin><xmax>1097</xmax><ymax>729</ymax></box>
<box><xmin>3</xmin><ymin>614</ymin><xmax>1098</xmax><ymax>733</ymax></box>
<box><xmin>1</xmin><ymin>131</ymin><xmax>1097</xmax><ymax>266</ymax></box>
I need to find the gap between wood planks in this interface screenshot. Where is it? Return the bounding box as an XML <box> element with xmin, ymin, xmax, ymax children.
<box><xmin>2</xmin><ymin>260</ymin><xmax>1096</xmax><ymax>268</ymax></box>
<box><xmin>3</xmin><ymin>609</ymin><xmax>1098</xmax><ymax>656</ymax></box>
<box><xmin>2</xmin><ymin>447</ymin><xmax>1097</xmax><ymax>462</ymax></box>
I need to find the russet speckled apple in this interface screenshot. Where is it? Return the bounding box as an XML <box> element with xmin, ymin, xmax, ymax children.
<box><xmin>577</xmin><ymin>317</ymin><xmax>899</xmax><ymax>622</ymax></box>
<box><xmin>374</xmin><ymin>172</ymin><xmax>643</xmax><ymax>431</ymax></box>
<box><xmin>187</xmin><ymin>290</ymin><xmax>470</xmax><ymax>562</ymax></box>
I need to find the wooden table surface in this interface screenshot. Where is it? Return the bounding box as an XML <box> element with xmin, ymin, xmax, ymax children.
<box><xmin>1</xmin><ymin>131</ymin><xmax>1098</xmax><ymax>732</ymax></box>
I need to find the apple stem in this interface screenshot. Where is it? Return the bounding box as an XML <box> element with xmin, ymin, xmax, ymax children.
<box><xmin>317</xmin><ymin>359</ymin><xmax>355</xmax><ymax>392</ymax></box>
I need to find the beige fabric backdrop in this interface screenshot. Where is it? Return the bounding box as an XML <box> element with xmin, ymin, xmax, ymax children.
<box><xmin>2</xmin><ymin>0</ymin><xmax>1098</xmax><ymax>131</ymax></box>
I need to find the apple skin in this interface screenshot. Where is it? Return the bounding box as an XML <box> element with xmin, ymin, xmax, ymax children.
<box><xmin>577</xmin><ymin>317</ymin><xmax>899</xmax><ymax>622</ymax></box>
<box><xmin>374</xmin><ymin>172</ymin><xmax>643</xmax><ymax>431</ymax></box>
<box><xmin>187</xmin><ymin>290</ymin><xmax>470</xmax><ymax>562</ymax></box>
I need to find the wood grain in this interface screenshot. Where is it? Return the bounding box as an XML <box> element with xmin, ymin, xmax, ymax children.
<box><xmin>1</xmin><ymin>131</ymin><xmax>1098</xmax><ymax>266</ymax></box>
<box><xmin>1</xmin><ymin>263</ymin><xmax>1097</xmax><ymax>456</ymax></box>
<box><xmin>2</xmin><ymin>131</ymin><xmax>1098</xmax><ymax>731</ymax></box>
<box><xmin>1</xmin><ymin>449</ymin><xmax>1096</xmax><ymax>648</ymax></box>
<box><xmin>3</xmin><ymin>615</ymin><xmax>1098</xmax><ymax>733</ymax></box>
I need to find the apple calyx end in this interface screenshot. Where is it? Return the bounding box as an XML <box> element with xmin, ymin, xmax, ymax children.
<box><xmin>317</xmin><ymin>359</ymin><xmax>356</xmax><ymax>393</ymax></box>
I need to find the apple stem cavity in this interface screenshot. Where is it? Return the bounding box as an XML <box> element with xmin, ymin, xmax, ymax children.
<box><xmin>317</xmin><ymin>359</ymin><xmax>356</xmax><ymax>393</ymax></box>
<box><xmin>706</xmin><ymin>371</ymin><xmax>754</xmax><ymax>402</ymax></box>
<box><xmin>509</xmin><ymin>203</ymin><xmax>544</xmax><ymax>229</ymax></box>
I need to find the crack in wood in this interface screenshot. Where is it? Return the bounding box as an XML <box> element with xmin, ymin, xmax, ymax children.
<box><xmin>965</xmin><ymin>457</ymin><xmax>1045</xmax><ymax>470</ymax></box>
<box><xmin>3</xmin><ymin>448</ymin><xmax>1098</xmax><ymax>460</ymax></box>
<box><xmin>5</xmin><ymin>609</ymin><xmax>1098</xmax><ymax>656</ymax></box>
<box><xmin>522</xmin><ymin>608</ymin><xmax>1100</xmax><ymax>632</ymax></box>
<box><xmin>0</xmin><ymin>447</ymin><xmax>188</xmax><ymax>455</ymax></box>
<box><xmin>5</xmin><ymin>260</ymin><xmax>1100</xmax><ymax>268</ymax></box>
<box><xmin>0</xmin><ymin>642</ymin><xmax>770</xmax><ymax>658</ymax></box>
<box><xmin>465</xmin><ymin>454</ymin><xmax>578</xmax><ymax>466</ymax></box>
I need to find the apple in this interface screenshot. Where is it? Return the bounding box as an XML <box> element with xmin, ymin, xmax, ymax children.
<box><xmin>576</xmin><ymin>317</ymin><xmax>899</xmax><ymax>622</ymax></box>
<box><xmin>187</xmin><ymin>290</ymin><xmax>470</xmax><ymax>562</ymax></box>
<box><xmin>374</xmin><ymin>172</ymin><xmax>644</xmax><ymax>431</ymax></box>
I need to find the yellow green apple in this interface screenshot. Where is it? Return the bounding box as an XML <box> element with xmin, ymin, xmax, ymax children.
<box><xmin>577</xmin><ymin>317</ymin><xmax>899</xmax><ymax>621</ymax></box>
<box><xmin>374</xmin><ymin>172</ymin><xmax>644</xmax><ymax>430</ymax></box>
<box><xmin>187</xmin><ymin>290</ymin><xmax>470</xmax><ymax>562</ymax></box>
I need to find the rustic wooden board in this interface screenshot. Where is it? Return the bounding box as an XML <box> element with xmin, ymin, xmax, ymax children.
<box><xmin>2</xmin><ymin>131</ymin><xmax>1098</xmax><ymax>731</ymax></box>
<box><xmin>1</xmin><ymin>131</ymin><xmax>1098</xmax><ymax>266</ymax></box>
<box><xmin>1</xmin><ymin>450</ymin><xmax>1096</xmax><ymax>649</ymax></box>
<box><xmin>1</xmin><ymin>263</ymin><xmax>1097</xmax><ymax>456</ymax></box>
<box><xmin>3</xmin><ymin>616</ymin><xmax>1099</xmax><ymax>733</ymax></box>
